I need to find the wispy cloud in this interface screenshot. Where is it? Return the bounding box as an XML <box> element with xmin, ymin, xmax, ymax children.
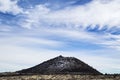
<box><xmin>0</xmin><ymin>44</ymin><xmax>120</xmax><ymax>73</ymax></box>
<box><xmin>0</xmin><ymin>0</ymin><xmax>22</xmax><ymax>15</ymax></box>
<box><xmin>18</xmin><ymin>0</ymin><xmax>120</xmax><ymax>50</ymax></box>
<box><xmin>0</xmin><ymin>0</ymin><xmax>120</xmax><ymax>73</ymax></box>
<box><xmin>23</xmin><ymin>0</ymin><xmax>120</xmax><ymax>29</ymax></box>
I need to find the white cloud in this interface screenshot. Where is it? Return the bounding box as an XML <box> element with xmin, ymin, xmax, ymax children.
<box><xmin>0</xmin><ymin>34</ymin><xmax>64</xmax><ymax>72</ymax></box>
<box><xmin>0</xmin><ymin>45</ymin><xmax>60</xmax><ymax>72</ymax></box>
<box><xmin>23</xmin><ymin>0</ymin><xmax>120</xmax><ymax>29</ymax></box>
<box><xmin>0</xmin><ymin>44</ymin><xmax>120</xmax><ymax>73</ymax></box>
<box><xmin>0</xmin><ymin>36</ymin><xmax>64</xmax><ymax>48</ymax></box>
<box><xmin>1</xmin><ymin>0</ymin><xmax>120</xmax><ymax>73</ymax></box>
<box><xmin>0</xmin><ymin>0</ymin><xmax>22</xmax><ymax>15</ymax></box>
<box><xmin>21</xmin><ymin>5</ymin><xmax>50</xmax><ymax>29</ymax></box>
<box><xmin>19</xmin><ymin>0</ymin><xmax>120</xmax><ymax>50</ymax></box>
<box><xmin>0</xmin><ymin>25</ymin><xmax>12</xmax><ymax>32</ymax></box>
<box><xmin>0</xmin><ymin>31</ymin><xmax>120</xmax><ymax>73</ymax></box>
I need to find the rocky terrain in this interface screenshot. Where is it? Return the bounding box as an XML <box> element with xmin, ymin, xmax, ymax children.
<box><xmin>0</xmin><ymin>56</ymin><xmax>119</xmax><ymax>80</ymax></box>
<box><xmin>17</xmin><ymin>55</ymin><xmax>101</xmax><ymax>75</ymax></box>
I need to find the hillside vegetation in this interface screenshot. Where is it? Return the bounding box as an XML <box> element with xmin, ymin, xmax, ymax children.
<box><xmin>0</xmin><ymin>74</ymin><xmax>120</xmax><ymax>80</ymax></box>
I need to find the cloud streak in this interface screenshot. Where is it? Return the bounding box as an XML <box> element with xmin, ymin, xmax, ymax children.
<box><xmin>23</xmin><ymin>0</ymin><xmax>120</xmax><ymax>29</ymax></box>
<box><xmin>19</xmin><ymin>0</ymin><xmax>120</xmax><ymax>50</ymax></box>
<box><xmin>0</xmin><ymin>0</ymin><xmax>120</xmax><ymax>73</ymax></box>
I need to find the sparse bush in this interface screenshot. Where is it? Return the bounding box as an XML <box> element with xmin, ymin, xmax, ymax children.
<box><xmin>0</xmin><ymin>74</ymin><xmax>120</xmax><ymax>80</ymax></box>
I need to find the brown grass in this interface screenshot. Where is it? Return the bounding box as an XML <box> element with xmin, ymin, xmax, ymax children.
<box><xmin>0</xmin><ymin>74</ymin><xmax>120</xmax><ymax>80</ymax></box>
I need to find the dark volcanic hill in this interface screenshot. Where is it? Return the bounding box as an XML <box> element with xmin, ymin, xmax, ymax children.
<box><xmin>17</xmin><ymin>55</ymin><xmax>102</xmax><ymax>75</ymax></box>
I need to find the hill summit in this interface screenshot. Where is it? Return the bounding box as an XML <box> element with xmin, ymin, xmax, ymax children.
<box><xmin>17</xmin><ymin>55</ymin><xmax>101</xmax><ymax>75</ymax></box>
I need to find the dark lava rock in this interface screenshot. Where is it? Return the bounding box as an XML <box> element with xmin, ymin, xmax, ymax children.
<box><xmin>17</xmin><ymin>55</ymin><xmax>102</xmax><ymax>75</ymax></box>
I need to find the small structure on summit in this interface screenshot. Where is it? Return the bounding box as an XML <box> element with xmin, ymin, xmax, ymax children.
<box><xmin>17</xmin><ymin>55</ymin><xmax>102</xmax><ymax>75</ymax></box>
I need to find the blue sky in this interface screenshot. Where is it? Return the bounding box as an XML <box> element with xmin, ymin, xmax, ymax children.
<box><xmin>0</xmin><ymin>0</ymin><xmax>120</xmax><ymax>74</ymax></box>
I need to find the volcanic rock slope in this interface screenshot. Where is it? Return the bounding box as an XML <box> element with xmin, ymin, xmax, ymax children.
<box><xmin>17</xmin><ymin>55</ymin><xmax>101</xmax><ymax>75</ymax></box>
